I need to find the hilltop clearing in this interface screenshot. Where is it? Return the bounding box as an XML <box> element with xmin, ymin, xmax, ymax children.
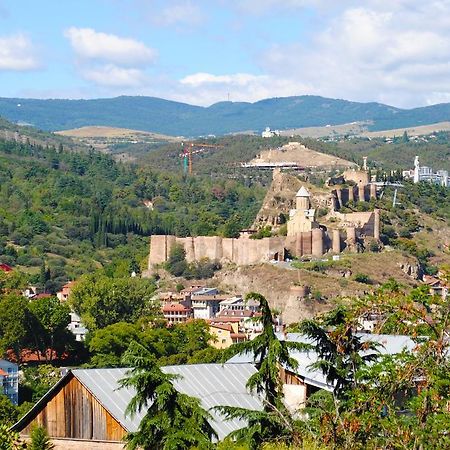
<box><xmin>248</xmin><ymin>141</ymin><xmax>355</xmax><ymax>169</ymax></box>
<box><xmin>56</xmin><ymin>125</ymin><xmax>181</xmax><ymax>161</ymax></box>
<box><xmin>280</xmin><ymin>120</ymin><xmax>450</xmax><ymax>139</ymax></box>
<box><xmin>55</xmin><ymin>125</ymin><xmax>180</xmax><ymax>140</ymax></box>
<box><xmin>280</xmin><ymin>122</ymin><xmax>369</xmax><ymax>138</ymax></box>
<box><xmin>362</xmin><ymin>121</ymin><xmax>450</xmax><ymax>138</ymax></box>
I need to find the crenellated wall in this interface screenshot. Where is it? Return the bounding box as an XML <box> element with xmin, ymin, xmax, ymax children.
<box><xmin>148</xmin><ymin>235</ymin><xmax>288</xmax><ymax>269</ymax></box>
<box><xmin>148</xmin><ymin>208</ymin><xmax>381</xmax><ymax>269</ymax></box>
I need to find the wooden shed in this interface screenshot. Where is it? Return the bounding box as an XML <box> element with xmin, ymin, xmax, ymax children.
<box><xmin>13</xmin><ymin>370</ymin><xmax>130</xmax><ymax>446</ymax></box>
<box><xmin>13</xmin><ymin>364</ymin><xmax>261</xmax><ymax>449</ymax></box>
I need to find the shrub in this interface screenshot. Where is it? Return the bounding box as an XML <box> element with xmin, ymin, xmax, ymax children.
<box><xmin>29</xmin><ymin>426</ymin><xmax>54</xmax><ymax>450</ymax></box>
<box><xmin>250</xmin><ymin>226</ymin><xmax>272</xmax><ymax>239</ymax></box>
<box><xmin>353</xmin><ymin>273</ymin><xmax>372</xmax><ymax>284</ymax></box>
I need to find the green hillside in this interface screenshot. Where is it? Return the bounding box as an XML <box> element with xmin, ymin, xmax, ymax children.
<box><xmin>2</xmin><ymin>95</ymin><xmax>450</xmax><ymax>136</ymax></box>
<box><xmin>0</xmin><ymin>134</ymin><xmax>264</xmax><ymax>291</ymax></box>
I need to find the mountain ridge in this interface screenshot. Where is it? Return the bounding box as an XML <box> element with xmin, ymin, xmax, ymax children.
<box><xmin>1</xmin><ymin>94</ymin><xmax>450</xmax><ymax>137</ymax></box>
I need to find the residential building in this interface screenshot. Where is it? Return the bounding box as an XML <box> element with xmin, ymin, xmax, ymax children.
<box><xmin>209</xmin><ymin>323</ymin><xmax>246</xmax><ymax>349</ymax></box>
<box><xmin>180</xmin><ymin>285</ymin><xmax>213</xmax><ymax>298</ymax></box>
<box><xmin>162</xmin><ymin>302</ymin><xmax>193</xmax><ymax>324</ymax></box>
<box><xmin>261</xmin><ymin>127</ymin><xmax>280</xmax><ymax>138</ymax></box>
<box><xmin>213</xmin><ymin>309</ymin><xmax>263</xmax><ymax>339</ymax></box>
<box><xmin>228</xmin><ymin>332</ymin><xmax>417</xmax><ymax>410</ymax></box>
<box><xmin>158</xmin><ymin>291</ymin><xmax>185</xmax><ymax>303</ymax></box>
<box><xmin>56</xmin><ymin>281</ymin><xmax>76</xmax><ymax>302</ymax></box>
<box><xmin>218</xmin><ymin>296</ymin><xmax>260</xmax><ymax>313</ymax></box>
<box><xmin>0</xmin><ymin>359</ymin><xmax>19</xmax><ymax>405</ymax></box>
<box><xmin>191</xmin><ymin>294</ymin><xmax>225</xmax><ymax>319</ymax></box>
<box><xmin>22</xmin><ymin>286</ymin><xmax>40</xmax><ymax>299</ymax></box>
<box><xmin>67</xmin><ymin>312</ymin><xmax>88</xmax><ymax>342</ymax></box>
<box><xmin>423</xmin><ymin>274</ymin><xmax>449</xmax><ymax>300</ymax></box>
<box><xmin>13</xmin><ymin>364</ymin><xmax>261</xmax><ymax>447</ymax></box>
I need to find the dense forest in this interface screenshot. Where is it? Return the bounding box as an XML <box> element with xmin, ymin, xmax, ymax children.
<box><xmin>0</xmin><ymin>137</ymin><xmax>264</xmax><ymax>291</ymax></box>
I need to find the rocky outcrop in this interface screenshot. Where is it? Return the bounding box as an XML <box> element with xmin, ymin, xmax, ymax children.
<box><xmin>398</xmin><ymin>261</ymin><xmax>423</xmax><ymax>280</ymax></box>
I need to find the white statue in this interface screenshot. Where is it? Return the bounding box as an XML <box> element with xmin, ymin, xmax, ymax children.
<box><xmin>413</xmin><ymin>156</ymin><xmax>420</xmax><ymax>183</ymax></box>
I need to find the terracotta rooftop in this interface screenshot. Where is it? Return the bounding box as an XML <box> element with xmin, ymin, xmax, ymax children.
<box><xmin>231</xmin><ymin>333</ymin><xmax>247</xmax><ymax>339</ymax></box>
<box><xmin>34</xmin><ymin>293</ymin><xmax>53</xmax><ymax>299</ymax></box>
<box><xmin>209</xmin><ymin>317</ymin><xmax>241</xmax><ymax>323</ymax></box>
<box><xmin>423</xmin><ymin>275</ymin><xmax>448</xmax><ymax>287</ymax></box>
<box><xmin>0</xmin><ymin>263</ymin><xmax>13</xmax><ymax>272</ymax></box>
<box><xmin>210</xmin><ymin>324</ymin><xmax>234</xmax><ymax>332</ymax></box>
<box><xmin>162</xmin><ymin>302</ymin><xmax>191</xmax><ymax>313</ymax></box>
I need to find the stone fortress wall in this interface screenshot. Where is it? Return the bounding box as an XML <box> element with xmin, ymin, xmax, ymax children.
<box><xmin>148</xmin><ymin>168</ymin><xmax>381</xmax><ymax>269</ymax></box>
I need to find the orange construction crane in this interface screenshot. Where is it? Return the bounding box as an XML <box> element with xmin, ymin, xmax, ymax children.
<box><xmin>180</xmin><ymin>142</ymin><xmax>224</xmax><ymax>174</ymax></box>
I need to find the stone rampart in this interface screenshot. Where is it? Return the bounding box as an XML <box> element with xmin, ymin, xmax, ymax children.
<box><xmin>148</xmin><ymin>212</ymin><xmax>380</xmax><ymax>269</ymax></box>
<box><xmin>149</xmin><ymin>235</ymin><xmax>289</xmax><ymax>268</ymax></box>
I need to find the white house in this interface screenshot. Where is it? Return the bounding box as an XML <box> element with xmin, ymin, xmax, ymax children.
<box><xmin>67</xmin><ymin>312</ymin><xmax>88</xmax><ymax>342</ymax></box>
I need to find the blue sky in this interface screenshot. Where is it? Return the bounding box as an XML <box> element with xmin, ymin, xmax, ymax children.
<box><xmin>1</xmin><ymin>1</ymin><xmax>450</xmax><ymax>107</ymax></box>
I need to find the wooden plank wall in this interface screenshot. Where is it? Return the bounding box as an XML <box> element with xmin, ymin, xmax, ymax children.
<box><xmin>21</xmin><ymin>376</ymin><xmax>126</xmax><ymax>442</ymax></box>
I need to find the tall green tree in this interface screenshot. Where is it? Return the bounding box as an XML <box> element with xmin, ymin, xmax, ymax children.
<box><xmin>28</xmin><ymin>297</ymin><xmax>72</xmax><ymax>362</ymax></box>
<box><xmin>216</xmin><ymin>293</ymin><xmax>307</xmax><ymax>449</ymax></box>
<box><xmin>0</xmin><ymin>295</ymin><xmax>30</xmax><ymax>362</ymax></box>
<box><xmin>70</xmin><ymin>274</ymin><xmax>157</xmax><ymax>330</ymax></box>
<box><xmin>298</xmin><ymin>306</ymin><xmax>379</xmax><ymax>398</ymax></box>
<box><xmin>120</xmin><ymin>341</ymin><xmax>217</xmax><ymax>450</ymax></box>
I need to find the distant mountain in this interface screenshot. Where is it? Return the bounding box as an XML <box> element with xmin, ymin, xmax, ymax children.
<box><xmin>1</xmin><ymin>95</ymin><xmax>450</xmax><ymax>137</ymax></box>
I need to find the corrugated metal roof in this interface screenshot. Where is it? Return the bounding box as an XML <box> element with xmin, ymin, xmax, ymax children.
<box><xmin>72</xmin><ymin>368</ymin><xmax>145</xmax><ymax>433</ymax></box>
<box><xmin>73</xmin><ymin>363</ymin><xmax>261</xmax><ymax>441</ymax></box>
<box><xmin>227</xmin><ymin>332</ymin><xmax>417</xmax><ymax>391</ymax></box>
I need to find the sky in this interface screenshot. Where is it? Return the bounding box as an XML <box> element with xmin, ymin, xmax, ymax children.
<box><xmin>1</xmin><ymin>0</ymin><xmax>450</xmax><ymax>108</ymax></box>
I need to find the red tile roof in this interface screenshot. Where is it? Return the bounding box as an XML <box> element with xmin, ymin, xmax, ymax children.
<box><xmin>162</xmin><ymin>302</ymin><xmax>191</xmax><ymax>313</ymax></box>
<box><xmin>34</xmin><ymin>293</ymin><xmax>53</xmax><ymax>299</ymax></box>
<box><xmin>0</xmin><ymin>263</ymin><xmax>12</xmax><ymax>272</ymax></box>
<box><xmin>210</xmin><ymin>324</ymin><xmax>234</xmax><ymax>332</ymax></box>
<box><xmin>209</xmin><ymin>317</ymin><xmax>241</xmax><ymax>323</ymax></box>
<box><xmin>231</xmin><ymin>333</ymin><xmax>247</xmax><ymax>339</ymax></box>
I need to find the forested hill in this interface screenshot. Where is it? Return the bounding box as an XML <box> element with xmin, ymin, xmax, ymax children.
<box><xmin>0</xmin><ymin>137</ymin><xmax>264</xmax><ymax>291</ymax></box>
<box><xmin>2</xmin><ymin>95</ymin><xmax>450</xmax><ymax>136</ymax></box>
<box><xmin>0</xmin><ymin>116</ymin><xmax>87</xmax><ymax>153</ymax></box>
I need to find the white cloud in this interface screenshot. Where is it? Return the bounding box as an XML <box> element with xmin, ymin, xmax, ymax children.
<box><xmin>167</xmin><ymin>1</ymin><xmax>450</xmax><ymax>108</ymax></box>
<box><xmin>81</xmin><ymin>64</ymin><xmax>147</xmax><ymax>87</ymax></box>
<box><xmin>260</xmin><ymin>1</ymin><xmax>450</xmax><ymax>107</ymax></box>
<box><xmin>0</xmin><ymin>33</ymin><xmax>39</xmax><ymax>71</ymax></box>
<box><xmin>174</xmin><ymin>71</ymin><xmax>310</xmax><ymax>105</ymax></box>
<box><xmin>64</xmin><ymin>27</ymin><xmax>157</xmax><ymax>65</ymax></box>
<box><xmin>180</xmin><ymin>72</ymin><xmax>268</xmax><ymax>87</ymax></box>
<box><xmin>153</xmin><ymin>1</ymin><xmax>205</xmax><ymax>27</ymax></box>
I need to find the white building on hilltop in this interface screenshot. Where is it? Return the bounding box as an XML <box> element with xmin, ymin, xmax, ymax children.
<box><xmin>262</xmin><ymin>127</ymin><xmax>280</xmax><ymax>138</ymax></box>
<box><xmin>403</xmin><ymin>156</ymin><xmax>449</xmax><ymax>187</ymax></box>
